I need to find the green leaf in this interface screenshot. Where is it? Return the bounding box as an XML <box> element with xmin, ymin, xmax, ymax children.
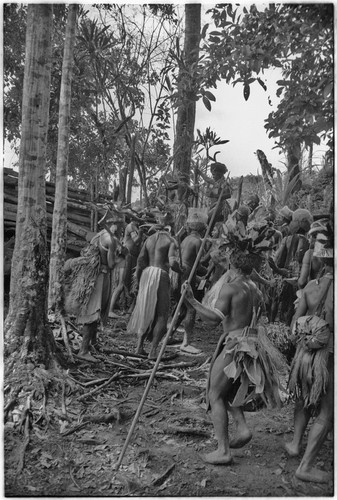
<box><xmin>257</xmin><ymin>78</ymin><xmax>267</xmax><ymax>91</ymax></box>
<box><xmin>204</xmin><ymin>90</ymin><xmax>216</xmax><ymax>101</ymax></box>
<box><xmin>202</xmin><ymin>96</ymin><xmax>212</xmax><ymax>111</ymax></box>
<box><xmin>201</xmin><ymin>23</ymin><xmax>209</xmax><ymax>39</ymax></box>
<box><xmin>243</xmin><ymin>83</ymin><xmax>250</xmax><ymax>101</ymax></box>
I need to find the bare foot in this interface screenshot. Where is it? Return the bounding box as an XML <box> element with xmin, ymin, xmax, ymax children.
<box><xmin>284</xmin><ymin>441</ymin><xmax>300</xmax><ymax>457</ymax></box>
<box><xmin>77</xmin><ymin>352</ymin><xmax>98</xmax><ymax>362</ymax></box>
<box><xmin>295</xmin><ymin>466</ymin><xmax>331</xmax><ymax>483</ymax></box>
<box><xmin>230</xmin><ymin>430</ymin><xmax>252</xmax><ymax>449</ymax></box>
<box><xmin>180</xmin><ymin>344</ymin><xmax>202</xmax><ymax>355</ymax></box>
<box><xmin>203</xmin><ymin>450</ymin><xmax>233</xmax><ymax>465</ymax></box>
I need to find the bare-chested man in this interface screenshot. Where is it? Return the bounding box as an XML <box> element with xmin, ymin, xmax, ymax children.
<box><xmin>171</xmin><ymin>211</ymin><xmax>208</xmax><ymax>354</ymax></box>
<box><xmin>183</xmin><ymin>249</ymin><xmax>284</xmax><ymax>465</ymax></box>
<box><xmin>198</xmin><ymin>162</ymin><xmax>231</xmax><ymax>226</ymax></box>
<box><xmin>297</xmin><ymin>220</ymin><xmax>324</xmax><ymax>289</ymax></box>
<box><xmin>285</xmin><ymin>220</ymin><xmax>333</xmax><ymax>483</ymax></box>
<box><xmin>127</xmin><ymin>214</ymin><xmax>183</xmax><ymax>359</ymax></box>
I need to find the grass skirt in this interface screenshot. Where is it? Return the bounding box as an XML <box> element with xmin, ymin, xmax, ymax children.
<box><xmin>288</xmin><ymin>342</ymin><xmax>330</xmax><ymax>408</ymax></box>
<box><xmin>64</xmin><ymin>245</ymin><xmax>101</xmax><ymax>317</ymax></box>
<box><xmin>207</xmin><ymin>325</ymin><xmax>287</xmax><ymax>410</ymax></box>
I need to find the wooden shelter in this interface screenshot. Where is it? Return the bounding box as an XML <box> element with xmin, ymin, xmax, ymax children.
<box><xmin>3</xmin><ymin>168</ymin><xmax>116</xmax><ymax>275</ymax></box>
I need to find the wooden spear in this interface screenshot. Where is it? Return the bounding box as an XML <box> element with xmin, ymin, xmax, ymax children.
<box><xmin>114</xmin><ymin>185</ymin><xmax>227</xmax><ymax>471</ymax></box>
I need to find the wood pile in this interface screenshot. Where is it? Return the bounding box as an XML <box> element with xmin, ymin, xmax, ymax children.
<box><xmin>4</xmin><ymin>167</ymin><xmax>116</xmax><ymax>262</ymax></box>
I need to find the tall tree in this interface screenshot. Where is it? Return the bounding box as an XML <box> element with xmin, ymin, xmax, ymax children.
<box><xmin>4</xmin><ymin>5</ymin><xmax>61</xmax><ymax>415</ymax></box>
<box><xmin>48</xmin><ymin>4</ymin><xmax>78</xmax><ymax>313</ymax></box>
<box><xmin>173</xmin><ymin>4</ymin><xmax>201</xmax><ymax>213</ymax></box>
<box><xmin>203</xmin><ymin>4</ymin><xmax>333</xmax><ymax>184</ymax></box>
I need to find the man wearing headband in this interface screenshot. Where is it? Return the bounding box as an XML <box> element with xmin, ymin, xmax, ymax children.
<box><xmin>285</xmin><ymin>219</ymin><xmax>333</xmax><ymax>483</ymax></box>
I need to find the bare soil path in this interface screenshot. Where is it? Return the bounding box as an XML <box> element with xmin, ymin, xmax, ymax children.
<box><xmin>5</xmin><ymin>318</ymin><xmax>334</xmax><ymax>497</ymax></box>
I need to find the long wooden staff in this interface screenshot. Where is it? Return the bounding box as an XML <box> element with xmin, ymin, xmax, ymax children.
<box><xmin>114</xmin><ymin>185</ymin><xmax>227</xmax><ymax>472</ymax></box>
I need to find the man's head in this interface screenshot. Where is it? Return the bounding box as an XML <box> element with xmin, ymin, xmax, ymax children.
<box><xmin>230</xmin><ymin>250</ymin><xmax>262</xmax><ymax>275</ymax></box>
<box><xmin>247</xmin><ymin>194</ymin><xmax>260</xmax><ymax>212</ymax></box>
<box><xmin>186</xmin><ymin>209</ymin><xmax>208</xmax><ymax>235</ymax></box>
<box><xmin>210</xmin><ymin>162</ymin><xmax>228</xmax><ymax>179</ymax></box>
<box><xmin>311</xmin><ymin>219</ymin><xmax>333</xmax><ymax>263</ymax></box>
<box><xmin>235</xmin><ymin>205</ymin><xmax>250</xmax><ymax>226</ymax></box>
<box><xmin>289</xmin><ymin>208</ymin><xmax>313</xmax><ymax>235</ymax></box>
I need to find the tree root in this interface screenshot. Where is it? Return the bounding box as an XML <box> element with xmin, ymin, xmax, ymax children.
<box><xmin>60</xmin><ymin>315</ymin><xmax>74</xmax><ymax>363</ymax></box>
<box><xmin>16</xmin><ymin>396</ymin><xmax>31</xmax><ymax>475</ymax></box>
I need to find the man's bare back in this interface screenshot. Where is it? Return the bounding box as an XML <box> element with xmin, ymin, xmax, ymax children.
<box><xmin>141</xmin><ymin>231</ymin><xmax>178</xmax><ymax>273</ymax></box>
<box><xmin>214</xmin><ymin>276</ymin><xmax>263</xmax><ymax>332</ymax></box>
<box><xmin>293</xmin><ymin>275</ymin><xmax>333</xmax><ymax>330</ymax></box>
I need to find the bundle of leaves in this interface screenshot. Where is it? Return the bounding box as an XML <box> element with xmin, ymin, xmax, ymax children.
<box><xmin>266</xmin><ymin>322</ymin><xmax>294</xmax><ymax>363</ymax></box>
<box><xmin>63</xmin><ymin>244</ymin><xmax>101</xmax><ymax>317</ymax></box>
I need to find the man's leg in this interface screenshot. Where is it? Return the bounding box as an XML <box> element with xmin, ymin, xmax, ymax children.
<box><xmin>204</xmin><ymin>353</ymin><xmax>233</xmax><ymax>465</ymax></box>
<box><xmin>78</xmin><ymin>322</ymin><xmax>98</xmax><ymax>361</ymax></box>
<box><xmin>295</xmin><ymin>358</ymin><xmax>333</xmax><ymax>483</ymax></box>
<box><xmin>136</xmin><ymin>332</ymin><xmax>146</xmax><ymax>356</ymax></box>
<box><xmin>285</xmin><ymin>399</ymin><xmax>311</xmax><ymax>457</ymax></box>
<box><xmin>180</xmin><ymin>307</ymin><xmax>201</xmax><ymax>354</ymax></box>
<box><xmin>228</xmin><ymin>405</ymin><xmax>252</xmax><ymax>448</ymax></box>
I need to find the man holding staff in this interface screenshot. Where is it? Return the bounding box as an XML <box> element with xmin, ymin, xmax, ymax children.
<box><xmin>183</xmin><ymin>236</ymin><xmax>286</xmax><ymax>465</ymax></box>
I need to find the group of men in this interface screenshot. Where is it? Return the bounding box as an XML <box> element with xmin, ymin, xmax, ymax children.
<box><xmin>64</xmin><ymin>161</ymin><xmax>333</xmax><ymax>484</ymax></box>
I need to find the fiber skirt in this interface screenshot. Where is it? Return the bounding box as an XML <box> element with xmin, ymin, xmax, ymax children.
<box><xmin>207</xmin><ymin>325</ymin><xmax>287</xmax><ymax>410</ymax></box>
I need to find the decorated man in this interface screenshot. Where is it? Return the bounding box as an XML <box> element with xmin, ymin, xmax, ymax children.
<box><xmin>285</xmin><ymin>219</ymin><xmax>333</xmax><ymax>483</ymax></box>
<box><xmin>183</xmin><ymin>229</ymin><xmax>286</xmax><ymax>465</ymax></box>
<box><xmin>64</xmin><ymin>210</ymin><xmax>123</xmax><ymax>361</ymax></box>
<box><xmin>127</xmin><ymin>212</ymin><xmax>183</xmax><ymax>359</ymax></box>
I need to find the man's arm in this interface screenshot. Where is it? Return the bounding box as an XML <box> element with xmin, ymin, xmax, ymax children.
<box><xmin>100</xmin><ymin>231</ymin><xmax>118</xmax><ymax>268</ymax></box>
<box><xmin>197</xmin><ymin>168</ymin><xmax>215</xmax><ymax>185</ymax></box>
<box><xmin>135</xmin><ymin>241</ymin><xmax>149</xmax><ymax>283</ymax></box>
<box><xmin>297</xmin><ymin>250</ymin><xmax>311</xmax><ymax>289</ymax></box>
<box><xmin>130</xmin><ymin>224</ymin><xmax>143</xmax><ymax>244</ymax></box>
<box><xmin>290</xmin><ymin>288</ymin><xmax>308</xmax><ymax>332</ymax></box>
<box><xmin>168</xmin><ymin>239</ymin><xmax>184</xmax><ymax>274</ymax></box>
<box><xmin>182</xmin><ymin>282</ymin><xmax>227</xmax><ymax>326</ymax></box>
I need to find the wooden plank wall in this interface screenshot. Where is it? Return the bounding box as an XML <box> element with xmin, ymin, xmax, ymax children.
<box><xmin>3</xmin><ymin>167</ymin><xmax>116</xmax><ymax>255</ymax></box>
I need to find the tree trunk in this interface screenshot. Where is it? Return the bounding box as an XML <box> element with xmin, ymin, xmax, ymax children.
<box><xmin>173</xmin><ymin>4</ymin><xmax>201</xmax><ymax>206</ymax></box>
<box><xmin>126</xmin><ymin>134</ymin><xmax>137</xmax><ymax>205</ymax></box>
<box><xmin>4</xmin><ymin>5</ymin><xmax>59</xmax><ymax>385</ymax></box>
<box><xmin>287</xmin><ymin>143</ymin><xmax>302</xmax><ymax>191</ymax></box>
<box><xmin>48</xmin><ymin>4</ymin><xmax>78</xmax><ymax>312</ymax></box>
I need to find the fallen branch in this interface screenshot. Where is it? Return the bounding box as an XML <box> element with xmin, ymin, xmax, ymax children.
<box><xmin>157</xmin><ymin>361</ymin><xmax>197</xmax><ymax>370</ymax></box>
<box><xmin>165</xmin><ymin>425</ymin><xmax>211</xmax><ymax>438</ymax></box>
<box><xmin>77</xmin><ymin>372</ymin><xmax>122</xmax><ymax>402</ymax></box>
<box><xmin>118</xmin><ymin>372</ymin><xmax>180</xmax><ymax>381</ymax></box>
<box><xmin>61</xmin><ymin>410</ymin><xmax>121</xmax><ymax>437</ymax></box>
<box><xmin>68</xmin><ymin>374</ymin><xmax>110</xmax><ymax>388</ymax></box>
<box><xmin>152</xmin><ymin>464</ymin><xmax>175</xmax><ymax>486</ymax></box>
<box><xmin>69</xmin><ymin>467</ymin><xmax>82</xmax><ymax>491</ymax></box>
<box><xmin>101</xmin><ymin>348</ymin><xmax>148</xmax><ymax>359</ymax></box>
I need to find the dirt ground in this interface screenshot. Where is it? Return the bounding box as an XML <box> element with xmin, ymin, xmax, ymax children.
<box><xmin>4</xmin><ymin>316</ymin><xmax>334</xmax><ymax>497</ymax></box>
